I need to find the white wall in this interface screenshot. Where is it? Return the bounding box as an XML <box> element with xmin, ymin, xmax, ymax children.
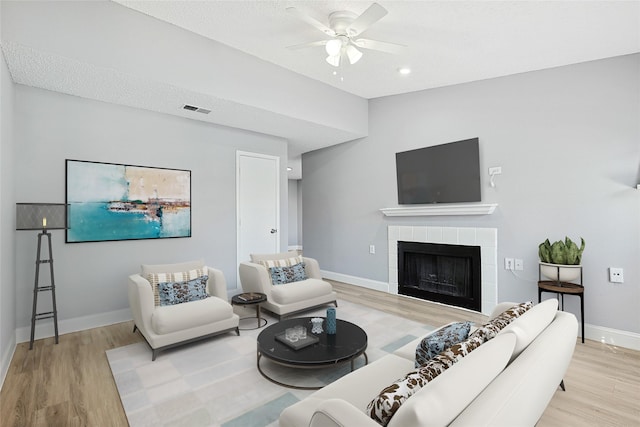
<box><xmin>302</xmin><ymin>54</ymin><xmax>640</xmax><ymax>337</ymax></box>
<box><xmin>0</xmin><ymin>19</ymin><xmax>17</xmax><ymax>383</ymax></box>
<box><xmin>11</xmin><ymin>85</ymin><xmax>288</xmax><ymax>341</ymax></box>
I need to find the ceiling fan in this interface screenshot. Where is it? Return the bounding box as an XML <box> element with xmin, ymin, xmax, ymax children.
<box><xmin>287</xmin><ymin>2</ymin><xmax>405</xmax><ymax>67</ymax></box>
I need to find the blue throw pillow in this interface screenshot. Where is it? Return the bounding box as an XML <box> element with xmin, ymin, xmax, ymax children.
<box><xmin>415</xmin><ymin>321</ymin><xmax>472</xmax><ymax>367</ymax></box>
<box><xmin>269</xmin><ymin>263</ymin><xmax>307</xmax><ymax>285</ymax></box>
<box><xmin>158</xmin><ymin>275</ymin><xmax>209</xmax><ymax>306</ymax></box>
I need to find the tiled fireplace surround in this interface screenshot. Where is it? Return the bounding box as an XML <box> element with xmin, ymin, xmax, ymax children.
<box><xmin>388</xmin><ymin>226</ymin><xmax>498</xmax><ymax>316</ymax></box>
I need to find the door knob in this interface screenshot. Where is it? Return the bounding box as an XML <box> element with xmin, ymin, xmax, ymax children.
<box><xmin>270</xmin><ymin>229</ymin><xmax>278</xmax><ymax>234</ymax></box>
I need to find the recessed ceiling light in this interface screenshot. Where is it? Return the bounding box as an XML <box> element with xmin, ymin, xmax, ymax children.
<box><xmin>398</xmin><ymin>67</ymin><xmax>411</xmax><ymax>75</ymax></box>
<box><xmin>287</xmin><ymin>167</ymin><xmax>293</xmax><ymax>172</ymax></box>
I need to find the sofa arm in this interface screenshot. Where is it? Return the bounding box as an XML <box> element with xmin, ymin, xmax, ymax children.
<box><xmin>206</xmin><ymin>267</ymin><xmax>229</xmax><ymax>301</ymax></box>
<box><xmin>128</xmin><ymin>274</ymin><xmax>155</xmax><ymax>332</ymax></box>
<box><xmin>310</xmin><ymin>399</ymin><xmax>380</xmax><ymax>427</ymax></box>
<box><xmin>239</xmin><ymin>261</ymin><xmax>272</xmax><ymax>296</ymax></box>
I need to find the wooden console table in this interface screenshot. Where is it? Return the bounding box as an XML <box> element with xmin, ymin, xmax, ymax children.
<box><xmin>538</xmin><ymin>280</ymin><xmax>584</xmax><ymax>343</ymax></box>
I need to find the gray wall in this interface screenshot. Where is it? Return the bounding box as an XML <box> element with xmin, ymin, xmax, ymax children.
<box><xmin>288</xmin><ymin>179</ymin><xmax>300</xmax><ymax>248</ymax></box>
<box><xmin>11</xmin><ymin>85</ymin><xmax>288</xmax><ymax>334</ymax></box>
<box><xmin>302</xmin><ymin>54</ymin><xmax>640</xmax><ymax>334</ymax></box>
<box><xmin>0</xmin><ymin>31</ymin><xmax>17</xmax><ymax>381</ymax></box>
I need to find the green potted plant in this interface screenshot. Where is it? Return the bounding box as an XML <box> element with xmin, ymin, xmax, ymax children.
<box><xmin>538</xmin><ymin>237</ymin><xmax>585</xmax><ymax>283</ymax></box>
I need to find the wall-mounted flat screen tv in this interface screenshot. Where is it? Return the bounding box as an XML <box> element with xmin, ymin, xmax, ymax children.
<box><xmin>396</xmin><ymin>138</ymin><xmax>481</xmax><ymax>204</ymax></box>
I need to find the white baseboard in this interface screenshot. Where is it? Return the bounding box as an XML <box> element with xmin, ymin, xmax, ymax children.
<box><xmin>15</xmin><ymin>308</ymin><xmax>132</xmax><ymax>344</ymax></box>
<box><xmin>321</xmin><ymin>270</ymin><xmax>390</xmax><ymax>293</ymax></box>
<box><xmin>323</xmin><ymin>270</ymin><xmax>640</xmax><ymax>351</ymax></box>
<box><xmin>585</xmin><ymin>323</ymin><xmax>640</xmax><ymax>351</ymax></box>
<box><xmin>1</xmin><ymin>334</ymin><xmax>17</xmax><ymax>390</ymax></box>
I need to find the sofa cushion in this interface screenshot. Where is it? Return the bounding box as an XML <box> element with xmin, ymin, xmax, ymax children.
<box><xmin>269</xmin><ymin>263</ymin><xmax>308</xmax><ymax>285</ymax></box>
<box><xmin>366</xmin><ymin>335</ymin><xmax>484</xmax><ymax>426</ymax></box>
<box><xmin>280</xmin><ymin>354</ymin><xmax>415</xmax><ymax>427</ymax></box>
<box><xmin>254</xmin><ymin>254</ymin><xmax>304</xmax><ymax>266</ymax></box>
<box><xmin>498</xmin><ymin>298</ymin><xmax>559</xmax><ymax>360</ymax></box>
<box><xmin>270</xmin><ymin>279</ymin><xmax>333</xmax><ymax>305</ymax></box>
<box><xmin>151</xmin><ymin>296</ymin><xmax>232</xmax><ymax>335</ymax></box>
<box><xmin>158</xmin><ymin>275</ymin><xmax>209</xmax><ymax>306</ymax></box>
<box><xmin>415</xmin><ymin>321</ymin><xmax>472</xmax><ymax>368</ymax></box>
<box><xmin>147</xmin><ymin>268</ymin><xmax>206</xmax><ymax>306</ymax></box>
<box><xmin>388</xmin><ymin>333</ymin><xmax>517</xmax><ymax>427</ymax></box>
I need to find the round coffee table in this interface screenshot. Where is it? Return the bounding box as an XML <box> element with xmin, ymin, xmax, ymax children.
<box><xmin>256</xmin><ymin>317</ymin><xmax>368</xmax><ymax>390</ymax></box>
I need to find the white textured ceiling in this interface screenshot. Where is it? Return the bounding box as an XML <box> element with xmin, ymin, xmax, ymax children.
<box><xmin>2</xmin><ymin>1</ymin><xmax>639</xmax><ymax>179</ymax></box>
<box><xmin>116</xmin><ymin>0</ymin><xmax>640</xmax><ymax>98</ymax></box>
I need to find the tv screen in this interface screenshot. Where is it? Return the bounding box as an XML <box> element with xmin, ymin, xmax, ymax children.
<box><xmin>396</xmin><ymin>138</ymin><xmax>481</xmax><ymax>204</ymax></box>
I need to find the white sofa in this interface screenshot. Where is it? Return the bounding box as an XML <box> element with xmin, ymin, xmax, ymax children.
<box><xmin>128</xmin><ymin>260</ymin><xmax>239</xmax><ymax>360</ymax></box>
<box><xmin>238</xmin><ymin>253</ymin><xmax>337</xmax><ymax>319</ymax></box>
<box><xmin>279</xmin><ymin>299</ymin><xmax>578</xmax><ymax>427</ymax></box>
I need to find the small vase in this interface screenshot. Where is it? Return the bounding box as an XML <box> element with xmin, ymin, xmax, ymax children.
<box><xmin>326</xmin><ymin>307</ymin><xmax>336</xmax><ymax>335</ymax></box>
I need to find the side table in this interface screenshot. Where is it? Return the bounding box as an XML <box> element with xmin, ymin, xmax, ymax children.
<box><xmin>231</xmin><ymin>292</ymin><xmax>267</xmax><ymax>330</ymax></box>
<box><xmin>538</xmin><ymin>281</ymin><xmax>584</xmax><ymax>343</ymax></box>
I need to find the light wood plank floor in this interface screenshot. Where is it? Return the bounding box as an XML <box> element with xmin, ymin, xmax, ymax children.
<box><xmin>1</xmin><ymin>281</ymin><xmax>638</xmax><ymax>426</ymax></box>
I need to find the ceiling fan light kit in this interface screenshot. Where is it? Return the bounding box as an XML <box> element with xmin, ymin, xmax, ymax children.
<box><xmin>288</xmin><ymin>2</ymin><xmax>405</xmax><ymax>68</ymax></box>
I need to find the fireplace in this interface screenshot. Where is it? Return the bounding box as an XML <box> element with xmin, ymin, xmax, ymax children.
<box><xmin>398</xmin><ymin>241</ymin><xmax>481</xmax><ymax>312</ymax></box>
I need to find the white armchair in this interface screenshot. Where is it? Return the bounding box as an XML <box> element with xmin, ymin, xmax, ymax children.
<box><xmin>128</xmin><ymin>259</ymin><xmax>239</xmax><ymax>360</ymax></box>
<box><xmin>239</xmin><ymin>252</ymin><xmax>337</xmax><ymax>319</ymax></box>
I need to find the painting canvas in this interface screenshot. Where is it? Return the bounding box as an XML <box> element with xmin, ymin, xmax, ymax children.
<box><xmin>66</xmin><ymin>160</ymin><xmax>191</xmax><ymax>243</ymax></box>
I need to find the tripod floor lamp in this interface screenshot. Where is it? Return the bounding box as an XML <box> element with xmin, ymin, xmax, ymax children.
<box><xmin>16</xmin><ymin>203</ymin><xmax>68</xmax><ymax>350</ymax></box>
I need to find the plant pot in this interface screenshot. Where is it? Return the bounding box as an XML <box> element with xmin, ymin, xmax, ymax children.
<box><xmin>539</xmin><ymin>262</ymin><xmax>582</xmax><ymax>283</ymax></box>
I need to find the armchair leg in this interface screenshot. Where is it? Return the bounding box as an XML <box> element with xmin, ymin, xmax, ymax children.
<box><xmin>235</xmin><ymin>327</ymin><xmax>240</xmax><ymax>336</ymax></box>
<box><xmin>559</xmin><ymin>380</ymin><xmax>565</xmax><ymax>391</ymax></box>
<box><xmin>133</xmin><ymin>324</ymin><xmax>138</xmax><ymax>333</ymax></box>
<box><xmin>152</xmin><ymin>349</ymin><xmax>158</xmax><ymax>361</ymax></box>
<box><xmin>334</xmin><ymin>300</ymin><xmax>338</xmax><ymax>307</ymax></box>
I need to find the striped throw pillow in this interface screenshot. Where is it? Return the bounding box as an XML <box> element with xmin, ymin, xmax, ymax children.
<box><xmin>147</xmin><ymin>269</ymin><xmax>206</xmax><ymax>306</ymax></box>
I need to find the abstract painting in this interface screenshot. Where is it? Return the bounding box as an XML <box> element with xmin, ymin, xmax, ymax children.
<box><xmin>66</xmin><ymin>159</ymin><xmax>191</xmax><ymax>243</ymax></box>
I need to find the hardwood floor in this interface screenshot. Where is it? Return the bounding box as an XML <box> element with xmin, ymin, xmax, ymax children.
<box><xmin>1</xmin><ymin>281</ymin><xmax>638</xmax><ymax>426</ymax></box>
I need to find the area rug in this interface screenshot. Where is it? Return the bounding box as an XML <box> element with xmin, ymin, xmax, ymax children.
<box><xmin>106</xmin><ymin>300</ymin><xmax>435</xmax><ymax>427</ymax></box>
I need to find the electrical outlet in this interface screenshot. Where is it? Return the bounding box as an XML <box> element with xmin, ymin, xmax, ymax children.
<box><xmin>369</xmin><ymin>245</ymin><xmax>375</xmax><ymax>254</ymax></box>
<box><xmin>609</xmin><ymin>268</ymin><xmax>624</xmax><ymax>283</ymax></box>
<box><xmin>515</xmin><ymin>259</ymin><xmax>524</xmax><ymax>271</ymax></box>
<box><xmin>504</xmin><ymin>258</ymin><xmax>514</xmax><ymax>270</ymax></box>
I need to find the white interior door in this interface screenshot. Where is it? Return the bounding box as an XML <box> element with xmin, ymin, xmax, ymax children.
<box><xmin>237</xmin><ymin>151</ymin><xmax>280</xmax><ymax>288</ymax></box>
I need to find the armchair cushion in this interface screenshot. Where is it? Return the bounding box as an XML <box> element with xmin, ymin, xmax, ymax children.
<box><xmin>151</xmin><ymin>296</ymin><xmax>234</xmax><ymax>335</ymax></box>
<box><xmin>158</xmin><ymin>275</ymin><xmax>208</xmax><ymax>306</ymax></box>
<box><xmin>147</xmin><ymin>268</ymin><xmax>206</xmax><ymax>306</ymax></box>
<box><xmin>271</xmin><ymin>279</ymin><xmax>334</xmax><ymax>305</ymax></box>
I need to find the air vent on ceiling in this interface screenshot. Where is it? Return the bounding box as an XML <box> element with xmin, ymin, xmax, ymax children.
<box><xmin>182</xmin><ymin>104</ymin><xmax>211</xmax><ymax>114</ymax></box>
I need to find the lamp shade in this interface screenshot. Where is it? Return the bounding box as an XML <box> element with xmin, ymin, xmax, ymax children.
<box><xmin>346</xmin><ymin>45</ymin><xmax>363</xmax><ymax>65</ymax></box>
<box><xmin>325</xmin><ymin>39</ymin><xmax>342</xmax><ymax>56</ymax></box>
<box><xmin>16</xmin><ymin>203</ymin><xmax>68</xmax><ymax>230</ymax></box>
<box><xmin>326</xmin><ymin>55</ymin><xmax>341</xmax><ymax>67</ymax></box>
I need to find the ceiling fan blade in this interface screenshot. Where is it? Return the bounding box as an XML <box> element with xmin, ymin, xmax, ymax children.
<box><xmin>286</xmin><ymin>7</ymin><xmax>336</xmax><ymax>37</ymax></box>
<box><xmin>353</xmin><ymin>38</ymin><xmax>406</xmax><ymax>55</ymax></box>
<box><xmin>347</xmin><ymin>3</ymin><xmax>388</xmax><ymax>36</ymax></box>
<box><xmin>286</xmin><ymin>40</ymin><xmax>328</xmax><ymax>50</ymax></box>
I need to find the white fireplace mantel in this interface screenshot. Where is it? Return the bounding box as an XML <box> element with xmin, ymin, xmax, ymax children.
<box><xmin>380</xmin><ymin>203</ymin><xmax>498</xmax><ymax>217</ymax></box>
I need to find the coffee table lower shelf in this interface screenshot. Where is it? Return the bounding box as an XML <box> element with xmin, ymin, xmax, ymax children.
<box><xmin>256</xmin><ymin>350</ymin><xmax>368</xmax><ymax>390</ymax></box>
<box><xmin>256</xmin><ymin>317</ymin><xmax>368</xmax><ymax>390</ymax></box>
